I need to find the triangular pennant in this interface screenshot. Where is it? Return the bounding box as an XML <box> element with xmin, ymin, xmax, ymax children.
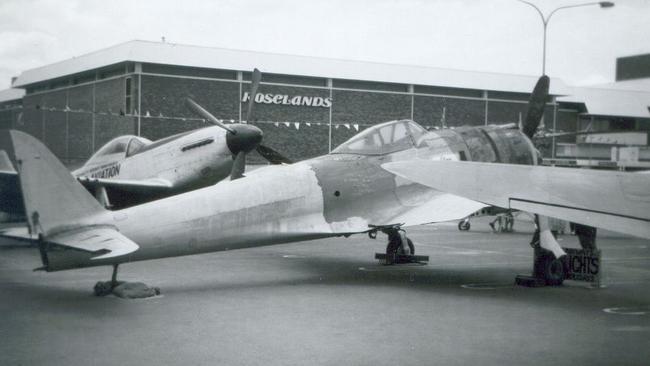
<box><xmin>335</xmin><ymin>124</ymin><xmax>339</xmax><ymax>129</ymax></box>
<box><xmin>284</xmin><ymin>122</ymin><xmax>291</xmax><ymax>127</ymax></box>
<box><xmin>274</xmin><ymin>122</ymin><xmax>280</xmax><ymax>127</ymax></box>
<box><xmin>353</xmin><ymin>124</ymin><xmax>359</xmax><ymax>131</ymax></box>
<box><xmin>294</xmin><ymin>122</ymin><xmax>300</xmax><ymax>130</ymax></box>
<box><xmin>344</xmin><ymin>123</ymin><xmax>350</xmax><ymax>129</ymax></box>
<box><xmin>306</xmin><ymin>122</ymin><xmax>311</xmax><ymax>127</ymax></box>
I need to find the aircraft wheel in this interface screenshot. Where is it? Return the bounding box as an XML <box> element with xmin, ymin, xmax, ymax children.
<box><xmin>385</xmin><ymin>239</ymin><xmax>400</xmax><ymax>265</ymax></box>
<box><xmin>541</xmin><ymin>255</ymin><xmax>566</xmax><ymax>286</ymax></box>
<box><xmin>458</xmin><ymin>221</ymin><xmax>470</xmax><ymax>231</ymax></box>
<box><xmin>406</xmin><ymin>238</ymin><xmax>415</xmax><ymax>255</ymax></box>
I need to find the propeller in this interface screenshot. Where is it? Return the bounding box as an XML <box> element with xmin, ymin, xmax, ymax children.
<box><xmin>256</xmin><ymin>144</ymin><xmax>293</xmax><ymax>165</ymax></box>
<box><xmin>185</xmin><ymin>68</ymin><xmax>291</xmax><ymax>181</ymax></box>
<box><xmin>243</xmin><ymin>68</ymin><xmax>293</xmax><ymax>165</ymax></box>
<box><xmin>521</xmin><ymin>75</ymin><xmax>550</xmax><ymax>139</ymax></box>
<box><xmin>186</xmin><ymin>97</ymin><xmax>262</xmax><ymax>180</ymax></box>
<box><xmin>186</xmin><ymin>97</ymin><xmax>237</xmax><ymax>135</ymax></box>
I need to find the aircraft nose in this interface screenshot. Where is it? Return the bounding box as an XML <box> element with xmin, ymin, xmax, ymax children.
<box><xmin>226</xmin><ymin>124</ymin><xmax>263</xmax><ymax>154</ymax></box>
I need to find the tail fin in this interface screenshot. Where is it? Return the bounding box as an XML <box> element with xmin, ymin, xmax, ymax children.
<box><xmin>9</xmin><ymin>130</ymin><xmax>106</xmax><ymax>236</ymax></box>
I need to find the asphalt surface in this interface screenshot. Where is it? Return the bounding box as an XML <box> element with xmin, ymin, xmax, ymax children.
<box><xmin>1</xmin><ymin>216</ymin><xmax>649</xmax><ymax>366</ymax></box>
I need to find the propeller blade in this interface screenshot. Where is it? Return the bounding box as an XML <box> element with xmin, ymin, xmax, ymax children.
<box><xmin>186</xmin><ymin>97</ymin><xmax>236</xmax><ymax>135</ymax></box>
<box><xmin>244</xmin><ymin>68</ymin><xmax>262</xmax><ymax>123</ymax></box>
<box><xmin>230</xmin><ymin>151</ymin><xmax>247</xmax><ymax>180</ymax></box>
<box><xmin>522</xmin><ymin>75</ymin><xmax>550</xmax><ymax>139</ymax></box>
<box><xmin>256</xmin><ymin>144</ymin><xmax>293</xmax><ymax>165</ymax></box>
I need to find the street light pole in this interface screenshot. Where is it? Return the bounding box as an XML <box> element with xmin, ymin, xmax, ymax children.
<box><xmin>517</xmin><ymin>0</ymin><xmax>615</xmax><ymax>75</ymax></box>
<box><xmin>516</xmin><ymin>0</ymin><xmax>614</xmax><ymax>159</ymax></box>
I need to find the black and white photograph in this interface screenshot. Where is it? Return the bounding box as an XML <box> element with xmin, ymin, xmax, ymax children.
<box><xmin>1</xmin><ymin>0</ymin><xmax>649</xmax><ymax>365</ymax></box>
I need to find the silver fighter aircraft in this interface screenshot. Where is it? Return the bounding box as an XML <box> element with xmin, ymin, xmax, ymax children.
<box><xmin>5</xmin><ymin>113</ymin><xmax>543</xmax><ymax>293</ymax></box>
<box><xmin>5</xmin><ymin>74</ymin><xmax>554</xmax><ymax>293</ymax></box>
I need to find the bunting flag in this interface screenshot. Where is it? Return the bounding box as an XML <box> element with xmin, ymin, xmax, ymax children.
<box><xmin>294</xmin><ymin>122</ymin><xmax>300</xmax><ymax>130</ymax></box>
<box><xmin>353</xmin><ymin>124</ymin><xmax>359</xmax><ymax>131</ymax></box>
<box><xmin>344</xmin><ymin>123</ymin><xmax>350</xmax><ymax>129</ymax></box>
<box><xmin>274</xmin><ymin>122</ymin><xmax>279</xmax><ymax>127</ymax></box>
<box><xmin>306</xmin><ymin>122</ymin><xmax>311</xmax><ymax>127</ymax></box>
<box><xmin>335</xmin><ymin>124</ymin><xmax>339</xmax><ymax>129</ymax></box>
<box><xmin>145</xmin><ymin>111</ymin><xmax>151</xmax><ymax>117</ymax></box>
<box><xmin>284</xmin><ymin>122</ymin><xmax>291</xmax><ymax>127</ymax></box>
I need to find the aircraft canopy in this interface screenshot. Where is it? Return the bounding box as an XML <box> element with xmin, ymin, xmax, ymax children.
<box><xmin>87</xmin><ymin>135</ymin><xmax>152</xmax><ymax>165</ymax></box>
<box><xmin>332</xmin><ymin>119</ymin><xmax>426</xmax><ymax>155</ymax></box>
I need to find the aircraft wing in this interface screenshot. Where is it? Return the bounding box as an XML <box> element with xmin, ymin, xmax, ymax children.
<box><xmin>46</xmin><ymin>227</ymin><xmax>139</xmax><ymax>260</ymax></box>
<box><xmin>77</xmin><ymin>176</ymin><xmax>173</xmax><ymax>193</ymax></box>
<box><xmin>382</xmin><ymin>160</ymin><xmax>650</xmax><ymax>239</ymax></box>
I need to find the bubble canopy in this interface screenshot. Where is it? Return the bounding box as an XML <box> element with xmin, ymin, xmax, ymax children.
<box><xmin>331</xmin><ymin>119</ymin><xmax>427</xmax><ymax>155</ymax></box>
<box><xmin>87</xmin><ymin>135</ymin><xmax>152</xmax><ymax>165</ymax></box>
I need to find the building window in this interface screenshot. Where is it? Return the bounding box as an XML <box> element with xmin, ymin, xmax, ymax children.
<box><xmin>125</xmin><ymin>77</ymin><xmax>132</xmax><ymax>114</ymax></box>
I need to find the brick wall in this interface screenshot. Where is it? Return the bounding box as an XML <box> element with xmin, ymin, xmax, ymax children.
<box><xmin>332</xmin><ymin>89</ymin><xmax>411</xmax><ymax>124</ymax></box>
<box><xmin>140</xmin><ymin>75</ymin><xmax>240</xmax><ymax>121</ymax></box>
<box><xmin>487</xmin><ymin>101</ymin><xmax>528</xmax><ymax>124</ymax></box>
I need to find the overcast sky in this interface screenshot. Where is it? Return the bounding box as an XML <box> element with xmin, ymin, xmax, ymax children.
<box><xmin>1</xmin><ymin>0</ymin><xmax>648</xmax><ymax>90</ymax></box>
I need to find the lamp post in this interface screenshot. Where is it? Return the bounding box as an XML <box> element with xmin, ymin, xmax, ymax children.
<box><xmin>517</xmin><ymin>0</ymin><xmax>615</xmax><ymax>75</ymax></box>
<box><xmin>517</xmin><ymin>0</ymin><xmax>614</xmax><ymax>159</ymax></box>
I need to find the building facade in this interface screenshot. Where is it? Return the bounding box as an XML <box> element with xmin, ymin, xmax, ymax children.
<box><xmin>2</xmin><ymin>41</ymin><xmax>647</xmax><ymax>166</ymax></box>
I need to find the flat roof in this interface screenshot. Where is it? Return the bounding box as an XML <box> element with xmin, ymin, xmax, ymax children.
<box><xmin>0</xmin><ymin>88</ymin><xmax>25</xmax><ymax>103</ymax></box>
<box><xmin>557</xmin><ymin>85</ymin><xmax>650</xmax><ymax>118</ymax></box>
<box><xmin>13</xmin><ymin>40</ymin><xmax>571</xmax><ymax>95</ymax></box>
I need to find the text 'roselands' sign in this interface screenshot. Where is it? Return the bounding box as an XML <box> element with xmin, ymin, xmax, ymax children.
<box><xmin>241</xmin><ymin>92</ymin><xmax>332</xmax><ymax>108</ymax></box>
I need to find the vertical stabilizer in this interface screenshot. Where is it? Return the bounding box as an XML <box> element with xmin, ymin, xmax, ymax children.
<box><xmin>9</xmin><ymin>130</ymin><xmax>106</xmax><ymax>236</ymax></box>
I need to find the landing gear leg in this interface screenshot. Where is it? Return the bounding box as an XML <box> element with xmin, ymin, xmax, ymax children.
<box><xmin>94</xmin><ymin>264</ymin><xmax>123</xmax><ymax>296</ymax></box>
<box><xmin>371</xmin><ymin>225</ymin><xmax>428</xmax><ymax>265</ymax></box>
<box><xmin>516</xmin><ymin>215</ymin><xmax>568</xmax><ymax>287</ymax></box>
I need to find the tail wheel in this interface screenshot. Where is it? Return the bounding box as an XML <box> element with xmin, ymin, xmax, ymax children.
<box><xmin>458</xmin><ymin>221</ymin><xmax>470</xmax><ymax>231</ymax></box>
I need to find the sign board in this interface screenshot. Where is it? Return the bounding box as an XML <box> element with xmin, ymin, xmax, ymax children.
<box><xmin>241</xmin><ymin>92</ymin><xmax>332</xmax><ymax>108</ymax></box>
<box><xmin>564</xmin><ymin>247</ymin><xmax>601</xmax><ymax>283</ymax></box>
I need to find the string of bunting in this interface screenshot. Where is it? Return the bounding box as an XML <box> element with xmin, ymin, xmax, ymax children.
<box><xmin>8</xmin><ymin>105</ymin><xmax>379</xmax><ymax>130</ymax></box>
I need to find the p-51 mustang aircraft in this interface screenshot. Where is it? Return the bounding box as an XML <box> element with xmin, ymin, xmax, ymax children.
<box><xmin>1</xmin><ymin>69</ymin><xmax>286</xmax><ymax>213</ymax></box>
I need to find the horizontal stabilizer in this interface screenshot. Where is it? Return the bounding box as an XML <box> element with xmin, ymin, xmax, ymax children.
<box><xmin>47</xmin><ymin>227</ymin><xmax>139</xmax><ymax>260</ymax></box>
<box><xmin>0</xmin><ymin>224</ymin><xmax>31</xmax><ymax>242</ymax></box>
<box><xmin>383</xmin><ymin>160</ymin><xmax>650</xmax><ymax>239</ymax></box>
<box><xmin>78</xmin><ymin>176</ymin><xmax>173</xmax><ymax>193</ymax></box>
